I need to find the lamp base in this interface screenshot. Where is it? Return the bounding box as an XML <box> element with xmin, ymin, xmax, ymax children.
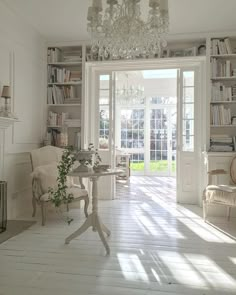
<box><xmin>0</xmin><ymin>97</ymin><xmax>17</xmax><ymax>119</ymax></box>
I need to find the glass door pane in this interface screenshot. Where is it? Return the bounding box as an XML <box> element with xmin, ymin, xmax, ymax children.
<box><xmin>171</xmin><ymin>107</ymin><xmax>177</xmax><ymax>175</ymax></box>
<box><xmin>150</xmin><ymin>108</ymin><xmax>168</xmax><ymax>173</ymax></box>
<box><xmin>120</xmin><ymin>109</ymin><xmax>145</xmax><ymax>174</ymax></box>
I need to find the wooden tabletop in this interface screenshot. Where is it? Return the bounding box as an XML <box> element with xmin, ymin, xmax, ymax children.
<box><xmin>69</xmin><ymin>168</ymin><xmax>123</xmax><ymax>178</ymax></box>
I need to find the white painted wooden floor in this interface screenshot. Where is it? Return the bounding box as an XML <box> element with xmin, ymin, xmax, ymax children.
<box><xmin>1</xmin><ymin>176</ymin><xmax>236</xmax><ymax>295</ymax></box>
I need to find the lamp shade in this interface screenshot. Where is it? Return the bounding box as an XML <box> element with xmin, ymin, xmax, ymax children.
<box><xmin>1</xmin><ymin>86</ymin><xmax>10</xmax><ymax>98</ymax></box>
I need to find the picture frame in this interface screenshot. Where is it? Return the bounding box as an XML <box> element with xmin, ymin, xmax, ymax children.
<box><xmin>184</xmin><ymin>46</ymin><xmax>197</xmax><ymax>57</ymax></box>
<box><xmin>169</xmin><ymin>49</ymin><xmax>184</xmax><ymax>57</ymax></box>
<box><xmin>161</xmin><ymin>48</ymin><xmax>170</xmax><ymax>58</ymax></box>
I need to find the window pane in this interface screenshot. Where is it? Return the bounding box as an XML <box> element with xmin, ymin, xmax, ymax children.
<box><xmin>183</xmin><ymin>71</ymin><xmax>194</xmax><ymax>87</ymax></box>
<box><xmin>182</xmin><ymin>135</ymin><xmax>194</xmax><ymax>151</ymax></box>
<box><xmin>183</xmin><ymin>103</ymin><xmax>194</xmax><ymax>120</ymax></box>
<box><xmin>99</xmin><ymin>74</ymin><xmax>110</xmax><ymax>150</ymax></box>
<box><xmin>183</xmin><ymin>119</ymin><xmax>194</xmax><ymax>136</ymax></box>
<box><xmin>183</xmin><ymin>87</ymin><xmax>194</xmax><ymax>103</ymax></box>
<box><xmin>99</xmin><ymin>107</ymin><xmax>109</xmax><ymax>149</ymax></box>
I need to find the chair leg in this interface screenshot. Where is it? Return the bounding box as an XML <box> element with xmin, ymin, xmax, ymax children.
<box><xmin>203</xmin><ymin>200</ymin><xmax>207</xmax><ymax>222</ymax></box>
<box><xmin>84</xmin><ymin>195</ymin><xmax>89</xmax><ymax>218</ymax></box>
<box><xmin>41</xmin><ymin>202</ymin><xmax>46</xmax><ymax>226</ymax></box>
<box><xmin>227</xmin><ymin>206</ymin><xmax>231</xmax><ymax>221</ymax></box>
<box><xmin>32</xmin><ymin>195</ymin><xmax>37</xmax><ymax>217</ymax></box>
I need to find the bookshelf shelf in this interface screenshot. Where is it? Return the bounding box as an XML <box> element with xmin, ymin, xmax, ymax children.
<box><xmin>48</xmin><ymin>62</ymin><xmax>82</xmax><ymax>66</ymax></box>
<box><xmin>48</xmin><ymin>125</ymin><xmax>80</xmax><ymax>129</ymax></box>
<box><xmin>48</xmin><ymin>82</ymin><xmax>82</xmax><ymax>86</ymax></box>
<box><xmin>211</xmin><ymin>77</ymin><xmax>236</xmax><ymax>81</ymax></box>
<box><xmin>210</xmin><ymin>101</ymin><xmax>236</xmax><ymax>104</ymax></box>
<box><xmin>47</xmin><ymin>103</ymin><xmax>81</xmax><ymax>107</ymax></box>
<box><xmin>211</xmin><ymin>54</ymin><xmax>236</xmax><ymax>59</ymax></box>
<box><xmin>46</xmin><ymin>45</ymin><xmax>84</xmax><ymax>148</ymax></box>
<box><xmin>210</xmin><ymin>125</ymin><xmax>236</xmax><ymax>128</ymax></box>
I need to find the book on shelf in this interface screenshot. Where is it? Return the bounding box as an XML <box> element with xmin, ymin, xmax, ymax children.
<box><xmin>211</xmin><ymin>82</ymin><xmax>236</xmax><ymax>101</ymax></box>
<box><xmin>48</xmin><ymin>111</ymin><xmax>69</xmax><ymax>126</ymax></box>
<box><xmin>47</xmin><ymin>48</ymin><xmax>62</xmax><ymax>63</ymax></box>
<box><xmin>47</xmin><ymin>85</ymin><xmax>79</xmax><ymax>104</ymax></box>
<box><xmin>210</xmin><ymin>134</ymin><xmax>234</xmax><ymax>152</ymax></box>
<box><xmin>48</xmin><ymin>66</ymin><xmax>81</xmax><ymax>83</ymax></box>
<box><xmin>211</xmin><ymin>38</ymin><xmax>233</xmax><ymax>55</ymax></box>
<box><xmin>211</xmin><ymin>58</ymin><xmax>233</xmax><ymax>77</ymax></box>
<box><xmin>63</xmin><ymin>50</ymin><xmax>82</xmax><ymax>62</ymax></box>
<box><xmin>210</xmin><ymin>104</ymin><xmax>231</xmax><ymax>125</ymax></box>
<box><xmin>64</xmin><ymin>119</ymin><xmax>81</xmax><ymax>127</ymax></box>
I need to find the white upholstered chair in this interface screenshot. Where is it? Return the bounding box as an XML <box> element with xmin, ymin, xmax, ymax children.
<box><xmin>30</xmin><ymin>145</ymin><xmax>89</xmax><ymax>225</ymax></box>
<box><xmin>203</xmin><ymin>156</ymin><xmax>236</xmax><ymax>221</ymax></box>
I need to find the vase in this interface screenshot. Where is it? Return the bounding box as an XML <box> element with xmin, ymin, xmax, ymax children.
<box><xmin>73</xmin><ymin>150</ymin><xmax>94</xmax><ymax>172</ymax></box>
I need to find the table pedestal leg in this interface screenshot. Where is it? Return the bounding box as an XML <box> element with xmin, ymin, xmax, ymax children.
<box><xmin>65</xmin><ymin>176</ymin><xmax>111</xmax><ymax>255</ymax></box>
<box><xmin>65</xmin><ymin>215</ymin><xmax>92</xmax><ymax>244</ymax></box>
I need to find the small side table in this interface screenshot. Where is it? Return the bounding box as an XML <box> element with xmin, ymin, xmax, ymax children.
<box><xmin>65</xmin><ymin>169</ymin><xmax>122</xmax><ymax>255</ymax></box>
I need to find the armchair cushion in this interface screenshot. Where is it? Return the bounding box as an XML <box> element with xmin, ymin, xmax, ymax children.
<box><xmin>31</xmin><ymin>162</ymin><xmax>73</xmax><ymax>194</ymax></box>
<box><xmin>205</xmin><ymin>189</ymin><xmax>236</xmax><ymax>207</ymax></box>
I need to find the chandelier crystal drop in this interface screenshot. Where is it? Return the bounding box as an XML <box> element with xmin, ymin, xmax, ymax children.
<box><xmin>87</xmin><ymin>0</ymin><xmax>169</xmax><ymax>60</ymax></box>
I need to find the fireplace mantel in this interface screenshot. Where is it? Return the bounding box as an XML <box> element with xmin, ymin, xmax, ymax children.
<box><xmin>0</xmin><ymin>117</ymin><xmax>18</xmax><ymax>130</ymax></box>
<box><xmin>0</xmin><ymin>116</ymin><xmax>18</xmax><ymax>180</ymax></box>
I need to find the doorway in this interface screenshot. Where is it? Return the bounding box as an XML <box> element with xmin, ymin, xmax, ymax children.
<box><xmin>85</xmin><ymin>58</ymin><xmax>204</xmax><ymax>204</ymax></box>
<box><xmin>115</xmin><ymin>69</ymin><xmax>177</xmax><ymax>177</ymax></box>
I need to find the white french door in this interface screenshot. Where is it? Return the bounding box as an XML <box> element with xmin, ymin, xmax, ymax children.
<box><xmin>177</xmin><ymin>68</ymin><xmax>199</xmax><ymax>204</ymax></box>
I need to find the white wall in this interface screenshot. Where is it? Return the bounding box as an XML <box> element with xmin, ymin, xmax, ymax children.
<box><xmin>0</xmin><ymin>1</ymin><xmax>46</xmax><ymax>219</ymax></box>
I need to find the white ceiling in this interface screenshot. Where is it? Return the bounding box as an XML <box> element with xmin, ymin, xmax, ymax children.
<box><xmin>2</xmin><ymin>0</ymin><xmax>236</xmax><ymax>42</ymax></box>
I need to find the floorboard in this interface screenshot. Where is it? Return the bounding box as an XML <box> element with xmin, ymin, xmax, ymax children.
<box><xmin>0</xmin><ymin>176</ymin><xmax>236</xmax><ymax>295</ymax></box>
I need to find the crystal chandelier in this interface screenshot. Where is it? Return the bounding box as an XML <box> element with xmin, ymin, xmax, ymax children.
<box><xmin>116</xmin><ymin>72</ymin><xmax>145</xmax><ymax>105</ymax></box>
<box><xmin>87</xmin><ymin>0</ymin><xmax>169</xmax><ymax>60</ymax></box>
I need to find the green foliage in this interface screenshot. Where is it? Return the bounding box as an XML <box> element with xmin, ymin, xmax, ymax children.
<box><xmin>48</xmin><ymin>146</ymin><xmax>75</xmax><ymax>224</ymax></box>
<box><xmin>88</xmin><ymin>143</ymin><xmax>102</xmax><ymax>168</ymax></box>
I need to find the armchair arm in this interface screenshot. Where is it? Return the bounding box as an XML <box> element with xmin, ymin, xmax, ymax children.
<box><xmin>32</xmin><ymin>177</ymin><xmax>44</xmax><ymax>201</ymax></box>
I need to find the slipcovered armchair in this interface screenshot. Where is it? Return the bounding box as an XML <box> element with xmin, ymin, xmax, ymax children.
<box><xmin>30</xmin><ymin>146</ymin><xmax>89</xmax><ymax>225</ymax></box>
<box><xmin>203</xmin><ymin>156</ymin><xmax>236</xmax><ymax>221</ymax></box>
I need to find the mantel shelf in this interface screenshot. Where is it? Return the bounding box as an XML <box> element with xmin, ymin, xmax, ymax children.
<box><xmin>0</xmin><ymin>117</ymin><xmax>18</xmax><ymax>130</ymax></box>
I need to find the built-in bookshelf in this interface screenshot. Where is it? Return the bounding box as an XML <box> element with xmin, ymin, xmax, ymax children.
<box><xmin>46</xmin><ymin>45</ymin><xmax>83</xmax><ymax>148</ymax></box>
<box><xmin>209</xmin><ymin>37</ymin><xmax>236</xmax><ymax>152</ymax></box>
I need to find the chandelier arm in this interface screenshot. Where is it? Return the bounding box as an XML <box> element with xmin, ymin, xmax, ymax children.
<box><xmin>87</xmin><ymin>0</ymin><xmax>169</xmax><ymax>60</ymax></box>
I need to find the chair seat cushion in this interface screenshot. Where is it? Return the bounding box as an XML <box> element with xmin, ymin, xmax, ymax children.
<box><xmin>205</xmin><ymin>186</ymin><xmax>236</xmax><ymax>206</ymax></box>
<box><xmin>40</xmin><ymin>187</ymin><xmax>88</xmax><ymax>202</ymax></box>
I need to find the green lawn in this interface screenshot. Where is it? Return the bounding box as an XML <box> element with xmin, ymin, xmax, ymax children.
<box><xmin>130</xmin><ymin>160</ymin><xmax>176</xmax><ymax>172</ymax></box>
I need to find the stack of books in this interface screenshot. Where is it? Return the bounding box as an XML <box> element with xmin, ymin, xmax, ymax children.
<box><xmin>48</xmin><ymin>66</ymin><xmax>71</xmax><ymax>83</ymax></box>
<box><xmin>210</xmin><ymin>135</ymin><xmax>234</xmax><ymax>152</ymax></box>
<box><xmin>70</xmin><ymin>70</ymin><xmax>81</xmax><ymax>81</ymax></box>
<box><xmin>47</xmin><ymin>48</ymin><xmax>61</xmax><ymax>63</ymax></box>
<box><xmin>47</xmin><ymin>86</ymin><xmax>79</xmax><ymax>104</ymax></box>
<box><xmin>63</xmin><ymin>51</ymin><xmax>82</xmax><ymax>62</ymax></box>
<box><xmin>64</xmin><ymin>119</ymin><xmax>81</xmax><ymax>127</ymax></box>
<box><xmin>211</xmin><ymin>58</ymin><xmax>232</xmax><ymax>77</ymax></box>
<box><xmin>211</xmin><ymin>82</ymin><xmax>236</xmax><ymax>101</ymax></box>
<box><xmin>211</xmin><ymin>38</ymin><xmax>233</xmax><ymax>55</ymax></box>
<box><xmin>211</xmin><ymin>105</ymin><xmax>231</xmax><ymax>125</ymax></box>
<box><xmin>48</xmin><ymin>111</ymin><xmax>68</xmax><ymax>126</ymax></box>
